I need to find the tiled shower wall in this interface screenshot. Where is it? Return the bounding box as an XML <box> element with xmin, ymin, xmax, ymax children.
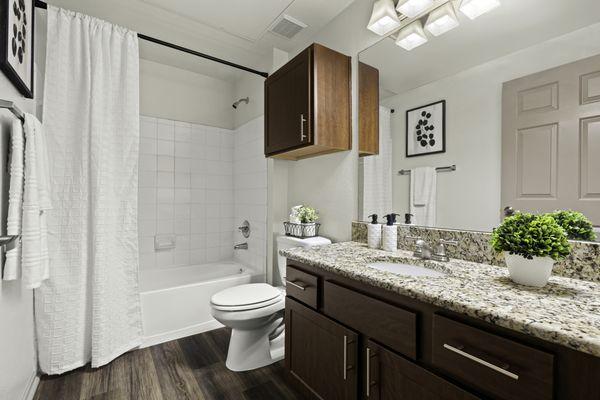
<box><xmin>138</xmin><ymin>116</ymin><xmax>235</xmax><ymax>270</ymax></box>
<box><xmin>233</xmin><ymin>116</ymin><xmax>267</xmax><ymax>275</ymax></box>
<box><xmin>138</xmin><ymin>115</ymin><xmax>267</xmax><ymax>275</ymax></box>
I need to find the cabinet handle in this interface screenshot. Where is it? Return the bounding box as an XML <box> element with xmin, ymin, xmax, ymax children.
<box><xmin>343</xmin><ymin>335</ymin><xmax>348</xmax><ymax>381</ymax></box>
<box><xmin>443</xmin><ymin>344</ymin><xmax>519</xmax><ymax>380</ymax></box>
<box><xmin>300</xmin><ymin>114</ymin><xmax>307</xmax><ymax>141</ymax></box>
<box><xmin>285</xmin><ymin>279</ymin><xmax>306</xmax><ymax>291</ymax></box>
<box><xmin>366</xmin><ymin>347</ymin><xmax>377</xmax><ymax>397</ymax></box>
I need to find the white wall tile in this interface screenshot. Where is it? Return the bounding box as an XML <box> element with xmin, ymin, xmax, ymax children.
<box><xmin>157</xmin><ymin>156</ymin><xmax>174</xmax><ymax>172</ymax></box>
<box><xmin>157</xmin><ymin>121</ymin><xmax>175</xmax><ymax>140</ymax></box>
<box><xmin>157</xmin><ymin>140</ymin><xmax>174</xmax><ymax>156</ymax></box>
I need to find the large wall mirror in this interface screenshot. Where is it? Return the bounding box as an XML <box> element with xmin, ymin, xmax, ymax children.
<box><xmin>357</xmin><ymin>0</ymin><xmax>600</xmax><ymax>242</ymax></box>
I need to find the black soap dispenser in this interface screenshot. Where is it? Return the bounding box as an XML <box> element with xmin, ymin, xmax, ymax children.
<box><xmin>404</xmin><ymin>213</ymin><xmax>414</xmax><ymax>225</ymax></box>
<box><xmin>382</xmin><ymin>213</ymin><xmax>400</xmax><ymax>251</ymax></box>
<box><xmin>366</xmin><ymin>213</ymin><xmax>382</xmax><ymax>249</ymax></box>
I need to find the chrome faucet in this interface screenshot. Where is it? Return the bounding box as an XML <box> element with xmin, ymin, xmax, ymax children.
<box><xmin>432</xmin><ymin>239</ymin><xmax>458</xmax><ymax>262</ymax></box>
<box><xmin>234</xmin><ymin>242</ymin><xmax>248</xmax><ymax>250</ymax></box>
<box><xmin>406</xmin><ymin>236</ymin><xmax>432</xmax><ymax>259</ymax></box>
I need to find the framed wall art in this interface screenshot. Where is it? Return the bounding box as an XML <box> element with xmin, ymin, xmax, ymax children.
<box><xmin>406</xmin><ymin>100</ymin><xmax>445</xmax><ymax>157</ymax></box>
<box><xmin>1</xmin><ymin>0</ymin><xmax>34</xmax><ymax>98</ymax></box>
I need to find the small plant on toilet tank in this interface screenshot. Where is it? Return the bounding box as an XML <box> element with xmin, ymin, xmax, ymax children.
<box><xmin>491</xmin><ymin>213</ymin><xmax>571</xmax><ymax>287</ymax></box>
<box><xmin>297</xmin><ymin>205</ymin><xmax>319</xmax><ymax>237</ymax></box>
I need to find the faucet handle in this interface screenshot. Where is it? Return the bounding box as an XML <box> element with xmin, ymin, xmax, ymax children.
<box><xmin>432</xmin><ymin>239</ymin><xmax>457</xmax><ymax>262</ymax></box>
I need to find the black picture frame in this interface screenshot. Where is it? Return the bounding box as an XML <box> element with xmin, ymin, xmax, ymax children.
<box><xmin>405</xmin><ymin>100</ymin><xmax>446</xmax><ymax>157</ymax></box>
<box><xmin>0</xmin><ymin>0</ymin><xmax>35</xmax><ymax>98</ymax></box>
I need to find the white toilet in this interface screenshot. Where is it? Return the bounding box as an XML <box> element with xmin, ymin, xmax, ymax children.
<box><xmin>210</xmin><ymin>235</ymin><xmax>331</xmax><ymax>371</ymax></box>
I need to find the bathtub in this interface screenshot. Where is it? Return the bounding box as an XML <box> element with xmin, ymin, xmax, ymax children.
<box><xmin>139</xmin><ymin>261</ymin><xmax>252</xmax><ymax>348</ymax></box>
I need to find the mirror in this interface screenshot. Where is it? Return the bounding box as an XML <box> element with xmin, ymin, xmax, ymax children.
<box><xmin>357</xmin><ymin>0</ymin><xmax>600</xmax><ymax>242</ymax></box>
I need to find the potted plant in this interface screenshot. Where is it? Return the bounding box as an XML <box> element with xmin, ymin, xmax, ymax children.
<box><xmin>297</xmin><ymin>206</ymin><xmax>319</xmax><ymax>237</ymax></box>
<box><xmin>547</xmin><ymin>210</ymin><xmax>597</xmax><ymax>242</ymax></box>
<box><xmin>491</xmin><ymin>213</ymin><xmax>571</xmax><ymax>287</ymax></box>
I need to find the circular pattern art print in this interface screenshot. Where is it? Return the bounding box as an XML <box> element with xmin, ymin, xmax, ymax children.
<box><xmin>406</xmin><ymin>101</ymin><xmax>445</xmax><ymax>157</ymax></box>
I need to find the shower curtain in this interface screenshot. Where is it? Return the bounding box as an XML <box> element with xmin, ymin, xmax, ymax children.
<box><xmin>36</xmin><ymin>6</ymin><xmax>142</xmax><ymax>374</ymax></box>
<box><xmin>362</xmin><ymin>106</ymin><xmax>393</xmax><ymax>219</ymax></box>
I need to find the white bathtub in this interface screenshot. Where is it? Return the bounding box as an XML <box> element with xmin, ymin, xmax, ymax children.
<box><xmin>139</xmin><ymin>261</ymin><xmax>252</xmax><ymax>348</ymax></box>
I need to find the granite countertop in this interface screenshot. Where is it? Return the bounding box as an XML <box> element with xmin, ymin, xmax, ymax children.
<box><xmin>281</xmin><ymin>241</ymin><xmax>600</xmax><ymax>357</ymax></box>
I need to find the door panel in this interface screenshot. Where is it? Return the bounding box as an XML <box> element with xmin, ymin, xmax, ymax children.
<box><xmin>285</xmin><ymin>297</ymin><xmax>358</xmax><ymax>400</ymax></box>
<box><xmin>265</xmin><ymin>49</ymin><xmax>310</xmax><ymax>155</ymax></box>
<box><xmin>502</xmin><ymin>54</ymin><xmax>600</xmax><ymax>225</ymax></box>
<box><xmin>364</xmin><ymin>340</ymin><xmax>478</xmax><ymax>400</ymax></box>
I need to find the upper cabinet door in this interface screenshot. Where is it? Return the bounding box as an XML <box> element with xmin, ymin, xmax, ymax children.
<box><xmin>359</xmin><ymin>62</ymin><xmax>380</xmax><ymax>157</ymax></box>
<box><xmin>264</xmin><ymin>48</ymin><xmax>311</xmax><ymax>156</ymax></box>
<box><xmin>265</xmin><ymin>43</ymin><xmax>351</xmax><ymax>160</ymax></box>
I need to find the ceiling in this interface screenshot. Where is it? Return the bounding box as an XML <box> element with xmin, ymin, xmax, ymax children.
<box><xmin>360</xmin><ymin>0</ymin><xmax>600</xmax><ymax>97</ymax></box>
<box><xmin>45</xmin><ymin>0</ymin><xmax>355</xmax><ymax>81</ymax></box>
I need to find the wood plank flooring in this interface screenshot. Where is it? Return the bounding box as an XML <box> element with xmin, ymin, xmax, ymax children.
<box><xmin>34</xmin><ymin>328</ymin><xmax>306</xmax><ymax>400</ymax></box>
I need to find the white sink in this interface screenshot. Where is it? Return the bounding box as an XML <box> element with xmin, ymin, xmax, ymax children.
<box><xmin>367</xmin><ymin>262</ymin><xmax>446</xmax><ymax>278</ymax></box>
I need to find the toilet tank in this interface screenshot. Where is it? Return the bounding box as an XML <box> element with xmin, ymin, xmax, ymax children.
<box><xmin>276</xmin><ymin>235</ymin><xmax>331</xmax><ymax>284</ymax></box>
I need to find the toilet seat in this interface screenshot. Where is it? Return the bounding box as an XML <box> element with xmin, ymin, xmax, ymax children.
<box><xmin>211</xmin><ymin>283</ymin><xmax>284</xmax><ymax>311</ymax></box>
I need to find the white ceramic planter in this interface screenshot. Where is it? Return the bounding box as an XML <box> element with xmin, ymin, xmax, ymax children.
<box><xmin>504</xmin><ymin>253</ymin><xmax>554</xmax><ymax>287</ymax></box>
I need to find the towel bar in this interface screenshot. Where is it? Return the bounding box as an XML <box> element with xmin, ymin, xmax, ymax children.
<box><xmin>0</xmin><ymin>235</ymin><xmax>19</xmax><ymax>246</ymax></box>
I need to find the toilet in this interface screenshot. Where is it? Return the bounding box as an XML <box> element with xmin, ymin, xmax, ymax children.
<box><xmin>210</xmin><ymin>235</ymin><xmax>331</xmax><ymax>371</ymax></box>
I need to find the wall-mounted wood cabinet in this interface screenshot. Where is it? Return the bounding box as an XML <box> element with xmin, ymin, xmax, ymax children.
<box><xmin>359</xmin><ymin>61</ymin><xmax>379</xmax><ymax>156</ymax></box>
<box><xmin>264</xmin><ymin>43</ymin><xmax>351</xmax><ymax>160</ymax></box>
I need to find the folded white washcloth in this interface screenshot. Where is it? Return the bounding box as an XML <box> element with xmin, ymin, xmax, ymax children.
<box><xmin>20</xmin><ymin>113</ymin><xmax>52</xmax><ymax>288</ymax></box>
<box><xmin>3</xmin><ymin>119</ymin><xmax>25</xmax><ymax>280</ymax></box>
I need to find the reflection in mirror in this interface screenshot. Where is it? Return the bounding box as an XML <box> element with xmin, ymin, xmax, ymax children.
<box><xmin>357</xmin><ymin>0</ymin><xmax>600</xmax><ymax>242</ymax></box>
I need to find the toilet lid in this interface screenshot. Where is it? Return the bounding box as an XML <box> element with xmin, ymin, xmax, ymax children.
<box><xmin>211</xmin><ymin>283</ymin><xmax>281</xmax><ymax>308</ymax></box>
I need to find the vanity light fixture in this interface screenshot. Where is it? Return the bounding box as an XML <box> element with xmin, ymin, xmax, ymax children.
<box><xmin>395</xmin><ymin>20</ymin><xmax>428</xmax><ymax>50</ymax></box>
<box><xmin>424</xmin><ymin>2</ymin><xmax>460</xmax><ymax>36</ymax></box>
<box><xmin>459</xmin><ymin>0</ymin><xmax>501</xmax><ymax>19</ymax></box>
<box><xmin>367</xmin><ymin>0</ymin><xmax>402</xmax><ymax>36</ymax></box>
<box><xmin>396</xmin><ymin>0</ymin><xmax>434</xmax><ymax>18</ymax></box>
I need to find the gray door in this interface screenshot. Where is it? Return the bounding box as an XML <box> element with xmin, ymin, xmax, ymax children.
<box><xmin>502</xmin><ymin>54</ymin><xmax>600</xmax><ymax>225</ymax></box>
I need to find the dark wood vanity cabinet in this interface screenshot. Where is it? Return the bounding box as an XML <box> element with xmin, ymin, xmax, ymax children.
<box><xmin>264</xmin><ymin>43</ymin><xmax>351</xmax><ymax>160</ymax></box>
<box><xmin>285</xmin><ymin>297</ymin><xmax>358</xmax><ymax>400</ymax></box>
<box><xmin>284</xmin><ymin>261</ymin><xmax>600</xmax><ymax>400</ymax></box>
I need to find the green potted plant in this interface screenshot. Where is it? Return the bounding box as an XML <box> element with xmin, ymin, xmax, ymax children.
<box><xmin>547</xmin><ymin>210</ymin><xmax>597</xmax><ymax>241</ymax></box>
<box><xmin>491</xmin><ymin>213</ymin><xmax>571</xmax><ymax>287</ymax></box>
<box><xmin>297</xmin><ymin>206</ymin><xmax>319</xmax><ymax>237</ymax></box>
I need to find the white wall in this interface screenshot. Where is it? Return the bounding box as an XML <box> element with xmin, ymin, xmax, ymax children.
<box><xmin>140</xmin><ymin>59</ymin><xmax>235</xmax><ymax>129</ymax></box>
<box><xmin>0</xmin><ymin>68</ymin><xmax>38</xmax><ymax>400</ymax></box>
<box><xmin>232</xmin><ymin>74</ymin><xmax>264</xmax><ymax>129</ymax></box>
<box><xmin>272</xmin><ymin>0</ymin><xmax>383</xmax><ymax>243</ymax></box>
<box><xmin>383</xmin><ymin>22</ymin><xmax>600</xmax><ymax>232</ymax></box>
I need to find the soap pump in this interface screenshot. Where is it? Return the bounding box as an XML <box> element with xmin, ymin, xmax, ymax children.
<box><xmin>382</xmin><ymin>213</ymin><xmax>400</xmax><ymax>252</ymax></box>
<box><xmin>367</xmin><ymin>214</ymin><xmax>382</xmax><ymax>249</ymax></box>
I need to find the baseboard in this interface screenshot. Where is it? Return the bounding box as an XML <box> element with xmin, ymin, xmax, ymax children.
<box><xmin>139</xmin><ymin>320</ymin><xmax>224</xmax><ymax>348</ymax></box>
<box><xmin>22</xmin><ymin>371</ymin><xmax>39</xmax><ymax>400</ymax></box>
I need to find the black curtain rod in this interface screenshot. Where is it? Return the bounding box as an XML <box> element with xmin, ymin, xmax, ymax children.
<box><xmin>34</xmin><ymin>0</ymin><xmax>269</xmax><ymax>78</ymax></box>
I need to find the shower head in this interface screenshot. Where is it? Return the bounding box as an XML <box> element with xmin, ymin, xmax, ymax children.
<box><xmin>232</xmin><ymin>97</ymin><xmax>249</xmax><ymax>109</ymax></box>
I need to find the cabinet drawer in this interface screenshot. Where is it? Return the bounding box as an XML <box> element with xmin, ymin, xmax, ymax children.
<box><xmin>432</xmin><ymin>314</ymin><xmax>554</xmax><ymax>400</ymax></box>
<box><xmin>323</xmin><ymin>281</ymin><xmax>417</xmax><ymax>359</ymax></box>
<box><xmin>285</xmin><ymin>265</ymin><xmax>319</xmax><ymax>309</ymax></box>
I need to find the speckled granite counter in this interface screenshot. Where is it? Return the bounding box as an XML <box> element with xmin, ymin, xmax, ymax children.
<box><xmin>281</xmin><ymin>241</ymin><xmax>600</xmax><ymax>357</ymax></box>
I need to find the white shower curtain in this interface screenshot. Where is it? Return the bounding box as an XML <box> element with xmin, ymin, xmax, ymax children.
<box><xmin>362</xmin><ymin>106</ymin><xmax>393</xmax><ymax>219</ymax></box>
<box><xmin>36</xmin><ymin>6</ymin><xmax>142</xmax><ymax>374</ymax></box>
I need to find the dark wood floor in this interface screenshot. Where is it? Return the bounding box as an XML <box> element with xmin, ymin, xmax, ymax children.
<box><xmin>34</xmin><ymin>328</ymin><xmax>306</xmax><ymax>400</ymax></box>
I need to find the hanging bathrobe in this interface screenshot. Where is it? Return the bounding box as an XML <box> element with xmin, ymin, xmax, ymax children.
<box><xmin>36</xmin><ymin>6</ymin><xmax>142</xmax><ymax>374</ymax></box>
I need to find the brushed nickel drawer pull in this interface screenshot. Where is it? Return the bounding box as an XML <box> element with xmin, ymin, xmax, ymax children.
<box><xmin>343</xmin><ymin>335</ymin><xmax>348</xmax><ymax>381</ymax></box>
<box><xmin>443</xmin><ymin>344</ymin><xmax>519</xmax><ymax>380</ymax></box>
<box><xmin>285</xmin><ymin>279</ymin><xmax>306</xmax><ymax>291</ymax></box>
<box><xmin>366</xmin><ymin>347</ymin><xmax>377</xmax><ymax>397</ymax></box>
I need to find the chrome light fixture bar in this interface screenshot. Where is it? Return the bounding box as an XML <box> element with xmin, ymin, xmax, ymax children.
<box><xmin>425</xmin><ymin>2</ymin><xmax>460</xmax><ymax>36</ymax></box>
<box><xmin>396</xmin><ymin>0</ymin><xmax>434</xmax><ymax>18</ymax></box>
<box><xmin>367</xmin><ymin>0</ymin><xmax>402</xmax><ymax>36</ymax></box>
<box><xmin>459</xmin><ymin>0</ymin><xmax>501</xmax><ymax>19</ymax></box>
<box><xmin>395</xmin><ymin>20</ymin><xmax>428</xmax><ymax>50</ymax></box>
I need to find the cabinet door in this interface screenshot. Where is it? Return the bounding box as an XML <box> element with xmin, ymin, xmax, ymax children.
<box><xmin>364</xmin><ymin>340</ymin><xmax>478</xmax><ymax>400</ymax></box>
<box><xmin>265</xmin><ymin>48</ymin><xmax>311</xmax><ymax>156</ymax></box>
<box><xmin>286</xmin><ymin>297</ymin><xmax>358</xmax><ymax>400</ymax></box>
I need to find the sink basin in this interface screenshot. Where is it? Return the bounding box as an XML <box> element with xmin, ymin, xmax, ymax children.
<box><xmin>367</xmin><ymin>262</ymin><xmax>446</xmax><ymax>278</ymax></box>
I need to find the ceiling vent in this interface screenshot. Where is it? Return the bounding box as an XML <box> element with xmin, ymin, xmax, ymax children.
<box><xmin>269</xmin><ymin>15</ymin><xmax>307</xmax><ymax>39</ymax></box>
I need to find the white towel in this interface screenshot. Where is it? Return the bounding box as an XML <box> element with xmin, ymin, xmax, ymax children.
<box><xmin>3</xmin><ymin>120</ymin><xmax>25</xmax><ymax>280</ymax></box>
<box><xmin>20</xmin><ymin>113</ymin><xmax>52</xmax><ymax>288</ymax></box>
<box><xmin>410</xmin><ymin>167</ymin><xmax>436</xmax><ymax>226</ymax></box>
